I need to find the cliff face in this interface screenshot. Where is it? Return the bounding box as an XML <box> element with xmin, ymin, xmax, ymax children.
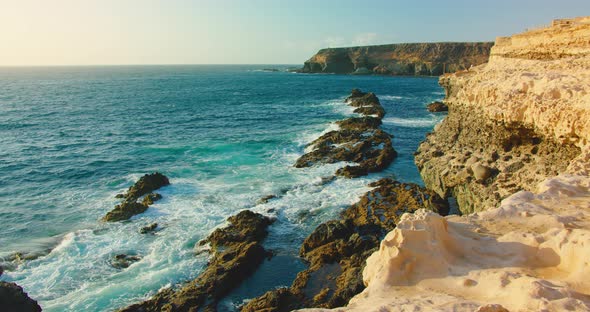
<box><xmin>416</xmin><ymin>17</ymin><xmax>590</xmax><ymax>214</ymax></box>
<box><xmin>300</xmin><ymin>42</ymin><xmax>494</xmax><ymax>76</ymax></box>
<box><xmin>300</xmin><ymin>17</ymin><xmax>590</xmax><ymax>312</ymax></box>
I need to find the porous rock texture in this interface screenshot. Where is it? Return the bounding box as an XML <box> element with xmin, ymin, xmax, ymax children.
<box><xmin>299</xmin><ymin>17</ymin><xmax>590</xmax><ymax>312</ymax></box>
<box><xmin>241</xmin><ymin>179</ymin><xmax>448</xmax><ymax>311</ymax></box>
<box><xmin>300</xmin><ymin>42</ymin><xmax>493</xmax><ymax>76</ymax></box>
<box><xmin>416</xmin><ymin>17</ymin><xmax>590</xmax><ymax>214</ymax></box>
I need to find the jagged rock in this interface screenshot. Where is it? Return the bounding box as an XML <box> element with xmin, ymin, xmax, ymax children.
<box><xmin>125</xmin><ymin>173</ymin><xmax>169</xmax><ymax>201</ymax></box>
<box><xmin>120</xmin><ymin>210</ymin><xmax>273</xmax><ymax>312</ymax></box>
<box><xmin>426</xmin><ymin>101</ymin><xmax>448</xmax><ymax>112</ymax></box>
<box><xmin>240</xmin><ymin>287</ymin><xmax>299</xmax><ymax>312</ymax></box>
<box><xmin>141</xmin><ymin>193</ymin><xmax>162</xmax><ymax>206</ymax></box>
<box><xmin>295</xmin><ymin>91</ymin><xmax>397</xmax><ymax>177</ymax></box>
<box><xmin>102</xmin><ymin>201</ymin><xmax>148</xmax><ymax>222</ymax></box>
<box><xmin>111</xmin><ymin>254</ymin><xmax>142</xmax><ymax>269</ymax></box>
<box><xmin>102</xmin><ymin>173</ymin><xmax>170</xmax><ymax>222</ymax></box>
<box><xmin>0</xmin><ymin>282</ymin><xmax>42</xmax><ymax>312</ymax></box>
<box><xmin>200</xmin><ymin>210</ymin><xmax>274</xmax><ymax>249</ymax></box>
<box><xmin>140</xmin><ymin>223</ymin><xmax>158</xmax><ymax>234</ymax></box>
<box><xmin>300</xmin><ymin>42</ymin><xmax>493</xmax><ymax>76</ymax></box>
<box><xmin>241</xmin><ymin>178</ymin><xmax>448</xmax><ymax>311</ymax></box>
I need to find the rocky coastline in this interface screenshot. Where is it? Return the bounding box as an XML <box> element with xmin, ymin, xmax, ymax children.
<box><xmin>300</xmin><ymin>42</ymin><xmax>493</xmax><ymax>76</ymax></box>
<box><xmin>301</xmin><ymin>17</ymin><xmax>590</xmax><ymax>312</ymax></box>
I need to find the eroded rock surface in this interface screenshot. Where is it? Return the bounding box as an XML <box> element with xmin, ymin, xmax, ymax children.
<box><xmin>295</xmin><ymin>90</ymin><xmax>396</xmax><ymax>178</ymax></box>
<box><xmin>120</xmin><ymin>210</ymin><xmax>273</xmax><ymax>312</ymax></box>
<box><xmin>103</xmin><ymin>173</ymin><xmax>169</xmax><ymax>222</ymax></box>
<box><xmin>415</xmin><ymin>18</ymin><xmax>590</xmax><ymax>213</ymax></box>
<box><xmin>301</xmin><ymin>17</ymin><xmax>590</xmax><ymax>312</ymax></box>
<box><xmin>241</xmin><ymin>179</ymin><xmax>448</xmax><ymax>311</ymax></box>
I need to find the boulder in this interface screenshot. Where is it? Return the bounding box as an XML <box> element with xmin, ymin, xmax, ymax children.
<box><xmin>111</xmin><ymin>254</ymin><xmax>142</xmax><ymax>269</ymax></box>
<box><xmin>0</xmin><ymin>282</ymin><xmax>42</xmax><ymax>312</ymax></box>
<box><xmin>140</xmin><ymin>223</ymin><xmax>159</xmax><ymax>234</ymax></box>
<box><xmin>427</xmin><ymin>101</ymin><xmax>448</xmax><ymax>112</ymax></box>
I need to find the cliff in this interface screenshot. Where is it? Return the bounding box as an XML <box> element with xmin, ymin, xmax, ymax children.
<box><xmin>300</xmin><ymin>42</ymin><xmax>494</xmax><ymax>76</ymax></box>
<box><xmin>299</xmin><ymin>17</ymin><xmax>590</xmax><ymax>312</ymax></box>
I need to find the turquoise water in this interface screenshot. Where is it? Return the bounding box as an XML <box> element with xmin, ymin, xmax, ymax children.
<box><xmin>0</xmin><ymin>65</ymin><xmax>444</xmax><ymax>311</ymax></box>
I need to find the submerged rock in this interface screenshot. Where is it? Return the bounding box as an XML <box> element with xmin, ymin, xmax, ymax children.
<box><xmin>102</xmin><ymin>173</ymin><xmax>169</xmax><ymax>222</ymax></box>
<box><xmin>242</xmin><ymin>178</ymin><xmax>448</xmax><ymax>311</ymax></box>
<box><xmin>139</xmin><ymin>223</ymin><xmax>159</xmax><ymax>234</ymax></box>
<box><xmin>111</xmin><ymin>254</ymin><xmax>142</xmax><ymax>269</ymax></box>
<box><xmin>120</xmin><ymin>210</ymin><xmax>274</xmax><ymax>312</ymax></box>
<box><xmin>0</xmin><ymin>282</ymin><xmax>42</xmax><ymax>312</ymax></box>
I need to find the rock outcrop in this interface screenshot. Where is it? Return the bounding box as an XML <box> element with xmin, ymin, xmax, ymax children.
<box><xmin>103</xmin><ymin>173</ymin><xmax>170</xmax><ymax>222</ymax></box>
<box><xmin>426</xmin><ymin>101</ymin><xmax>448</xmax><ymax>112</ymax></box>
<box><xmin>415</xmin><ymin>17</ymin><xmax>589</xmax><ymax>214</ymax></box>
<box><xmin>295</xmin><ymin>90</ymin><xmax>396</xmax><ymax>178</ymax></box>
<box><xmin>300</xmin><ymin>42</ymin><xmax>493</xmax><ymax>75</ymax></box>
<box><xmin>241</xmin><ymin>179</ymin><xmax>448</xmax><ymax>311</ymax></box>
<box><xmin>121</xmin><ymin>210</ymin><xmax>273</xmax><ymax>312</ymax></box>
<box><xmin>0</xmin><ymin>282</ymin><xmax>42</xmax><ymax>312</ymax></box>
<box><xmin>301</xmin><ymin>17</ymin><xmax>590</xmax><ymax>312</ymax></box>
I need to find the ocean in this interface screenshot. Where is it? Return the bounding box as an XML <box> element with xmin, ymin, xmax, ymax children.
<box><xmin>0</xmin><ymin>65</ymin><xmax>445</xmax><ymax>311</ymax></box>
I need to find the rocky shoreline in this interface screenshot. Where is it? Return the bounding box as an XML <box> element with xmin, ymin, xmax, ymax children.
<box><xmin>301</xmin><ymin>17</ymin><xmax>590</xmax><ymax>312</ymax></box>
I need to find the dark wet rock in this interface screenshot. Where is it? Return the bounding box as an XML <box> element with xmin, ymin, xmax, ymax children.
<box><xmin>200</xmin><ymin>210</ymin><xmax>274</xmax><ymax>249</ymax></box>
<box><xmin>257</xmin><ymin>194</ymin><xmax>277</xmax><ymax>204</ymax></box>
<box><xmin>240</xmin><ymin>287</ymin><xmax>300</xmax><ymax>312</ymax></box>
<box><xmin>141</xmin><ymin>193</ymin><xmax>162</xmax><ymax>206</ymax></box>
<box><xmin>102</xmin><ymin>201</ymin><xmax>148</xmax><ymax>222</ymax></box>
<box><xmin>427</xmin><ymin>101</ymin><xmax>448</xmax><ymax>112</ymax></box>
<box><xmin>111</xmin><ymin>254</ymin><xmax>142</xmax><ymax>269</ymax></box>
<box><xmin>241</xmin><ymin>178</ymin><xmax>448</xmax><ymax>311</ymax></box>
<box><xmin>125</xmin><ymin>173</ymin><xmax>170</xmax><ymax>201</ymax></box>
<box><xmin>115</xmin><ymin>193</ymin><xmax>125</xmax><ymax>199</ymax></box>
<box><xmin>345</xmin><ymin>88</ymin><xmax>366</xmax><ymax>100</ymax></box>
<box><xmin>140</xmin><ymin>223</ymin><xmax>159</xmax><ymax>234</ymax></box>
<box><xmin>0</xmin><ymin>282</ymin><xmax>42</xmax><ymax>312</ymax></box>
<box><xmin>334</xmin><ymin>165</ymin><xmax>368</xmax><ymax>178</ymax></box>
<box><xmin>295</xmin><ymin>90</ymin><xmax>396</xmax><ymax>177</ymax></box>
<box><xmin>335</xmin><ymin>116</ymin><xmax>381</xmax><ymax>131</ymax></box>
<box><xmin>0</xmin><ymin>265</ymin><xmax>3</xmax><ymax>277</ymax></box>
<box><xmin>103</xmin><ymin>173</ymin><xmax>170</xmax><ymax>222</ymax></box>
<box><xmin>120</xmin><ymin>210</ymin><xmax>273</xmax><ymax>312</ymax></box>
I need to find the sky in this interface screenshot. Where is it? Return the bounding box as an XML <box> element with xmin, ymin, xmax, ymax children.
<box><xmin>0</xmin><ymin>0</ymin><xmax>588</xmax><ymax>66</ymax></box>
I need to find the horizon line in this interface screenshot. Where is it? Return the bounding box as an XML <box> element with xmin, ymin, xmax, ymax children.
<box><xmin>0</xmin><ymin>63</ymin><xmax>302</xmax><ymax>68</ymax></box>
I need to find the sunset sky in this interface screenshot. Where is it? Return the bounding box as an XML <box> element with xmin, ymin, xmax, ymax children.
<box><xmin>1</xmin><ymin>0</ymin><xmax>588</xmax><ymax>66</ymax></box>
